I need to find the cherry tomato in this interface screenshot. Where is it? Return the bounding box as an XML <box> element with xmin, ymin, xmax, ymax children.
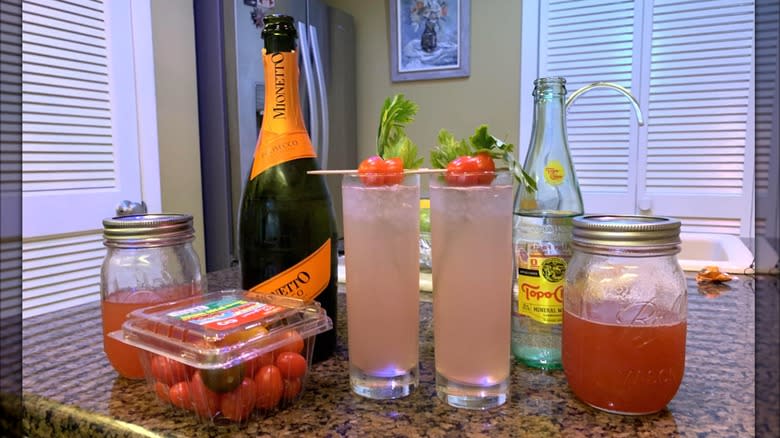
<box><xmin>189</xmin><ymin>372</ymin><xmax>221</xmax><ymax>418</ymax></box>
<box><xmin>168</xmin><ymin>381</ymin><xmax>191</xmax><ymax>410</ymax></box>
<box><xmin>150</xmin><ymin>355</ymin><xmax>192</xmax><ymax>386</ymax></box>
<box><xmin>358</xmin><ymin>155</ymin><xmax>405</xmax><ymax>186</ymax></box>
<box><xmin>445</xmin><ymin>155</ymin><xmax>481</xmax><ymax>186</ymax></box>
<box><xmin>383</xmin><ymin>157</ymin><xmax>404</xmax><ymax>185</ymax></box>
<box><xmin>220</xmin><ymin>377</ymin><xmax>257</xmax><ymax>422</ymax></box>
<box><xmin>217</xmin><ymin>325</ymin><xmax>268</xmax><ymax>347</ymax></box>
<box><xmin>357</xmin><ymin>155</ymin><xmax>387</xmax><ymax>186</ymax></box>
<box><xmin>247</xmin><ymin>351</ymin><xmax>276</xmax><ymax>377</ymax></box>
<box><xmin>282</xmin><ymin>378</ymin><xmax>302</xmax><ymax>402</ymax></box>
<box><xmin>200</xmin><ymin>363</ymin><xmax>245</xmax><ymax>393</ymax></box>
<box><xmin>472</xmin><ymin>152</ymin><xmax>496</xmax><ymax>184</ymax></box>
<box><xmin>275</xmin><ymin>352</ymin><xmax>307</xmax><ymax>379</ymax></box>
<box><xmin>275</xmin><ymin>331</ymin><xmax>305</xmax><ymax>355</ymax></box>
<box><xmin>446</xmin><ymin>154</ymin><xmax>496</xmax><ymax>186</ymax></box>
<box><xmin>154</xmin><ymin>381</ymin><xmax>171</xmax><ymax>403</ymax></box>
<box><xmin>254</xmin><ymin>365</ymin><xmax>284</xmax><ymax>410</ymax></box>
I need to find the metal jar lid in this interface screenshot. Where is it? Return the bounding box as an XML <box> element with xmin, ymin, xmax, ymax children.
<box><xmin>103</xmin><ymin>214</ymin><xmax>194</xmax><ymax>248</ymax></box>
<box><xmin>571</xmin><ymin>214</ymin><xmax>681</xmax><ymax>254</ymax></box>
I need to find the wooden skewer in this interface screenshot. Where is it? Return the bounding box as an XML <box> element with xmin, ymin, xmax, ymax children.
<box><xmin>307</xmin><ymin>168</ymin><xmax>447</xmax><ymax>175</ymax></box>
<box><xmin>308</xmin><ymin>167</ymin><xmax>510</xmax><ymax>176</ymax></box>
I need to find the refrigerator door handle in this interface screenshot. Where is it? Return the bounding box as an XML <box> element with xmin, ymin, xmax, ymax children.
<box><xmin>309</xmin><ymin>24</ymin><xmax>329</xmax><ymax>169</ymax></box>
<box><xmin>296</xmin><ymin>21</ymin><xmax>319</xmax><ymax>153</ymax></box>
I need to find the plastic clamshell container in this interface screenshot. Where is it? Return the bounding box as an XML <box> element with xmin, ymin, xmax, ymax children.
<box><xmin>109</xmin><ymin>289</ymin><xmax>333</xmax><ymax>424</ymax></box>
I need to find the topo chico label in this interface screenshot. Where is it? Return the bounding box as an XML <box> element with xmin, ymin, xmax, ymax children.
<box><xmin>248</xmin><ymin>239</ymin><xmax>331</xmax><ymax>301</ymax></box>
<box><xmin>544</xmin><ymin>160</ymin><xmax>565</xmax><ymax>186</ymax></box>
<box><xmin>516</xmin><ymin>254</ymin><xmax>566</xmax><ymax>324</ymax></box>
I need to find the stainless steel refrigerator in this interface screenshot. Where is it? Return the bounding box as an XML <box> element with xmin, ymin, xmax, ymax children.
<box><xmin>195</xmin><ymin>0</ymin><xmax>357</xmax><ymax>271</ymax></box>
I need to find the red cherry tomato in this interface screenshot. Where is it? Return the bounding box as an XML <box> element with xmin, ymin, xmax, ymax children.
<box><xmin>357</xmin><ymin>155</ymin><xmax>387</xmax><ymax>186</ymax></box>
<box><xmin>275</xmin><ymin>331</ymin><xmax>305</xmax><ymax>355</ymax></box>
<box><xmin>189</xmin><ymin>372</ymin><xmax>221</xmax><ymax>418</ymax></box>
<box><xmin>168</xmin><ymin>381</ymin><xmax>191</xmax><ymax>410</ymax></box>
<box><xmin>473</xmin><ymin>152</ymin><xmax>496</xmax><ymax>171</ymax></box>
<box><xmin>247</xmin><ymin>351</ymin><xmax>276</xmax><ymax>377</ymax></box>
<box><xmin>220</xmin><ymin>378</ymin><xmax>257</xmax><ymax>422</ymax></box>
<box><xmin>383</xmin><ymin>157</ymin><xmax>404</xmax><ymax>185</ymax></box>
<box><xmin>445</xmin><ymin>155</ymin><xmax>481</xmax><ymax>186</ymax></box>
<box><xmin>275</xmin><ymin>352</ymin><xmax>308</xmax><ymax>379</ymax></box>
<box><xmin>254</xmin><ymin>365</ymin><xmax>284</xmax><ymax>410</ymax></box>
<box><xmin>150</xmin><ymin>355</ymin><xmax>191</xmax><ymax>386</ymax></box>
<box><xmin>154</xmin><ymin>381</ymin><xmax>171</xmax><ymax>403</ymax></box>
<box><xmin>473</xmin><ymin>152</ymin><xmax>496</xmax><ymax>184</ymax></box>
<box><xmin>446</xmin><ymin>154</ymin><xmax>497</xmax><ymax>186</ymax></box>
<box><xmin>358</xmin><ymin>155</ymin><xmax>405</xmax><ymax>186</ymax></box>
<box><xmin>281</xmin><ymin>378</ymin><xmax>302</xmax><ymax>402</ymax></box>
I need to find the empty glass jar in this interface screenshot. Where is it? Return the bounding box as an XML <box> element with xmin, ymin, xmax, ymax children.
<box><xmin>101</xmin><ymin>214</ymin><xmax>205</xmax><ymax>379</ymax></box>
<box><xmin>562</xmin><ymin>215</ymin><xmax>687</xmax><ymax>415</ymax></box>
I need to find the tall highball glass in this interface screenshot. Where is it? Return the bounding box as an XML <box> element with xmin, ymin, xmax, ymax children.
<box><xmin>342</xmin><ymin>173</ymin><xmax>420</xmax><ymax>399</ymax></box>
<box><xmin>431</xmin><ymin>171</ymin><xmax>514</xmax><ymax>409</ymax></box>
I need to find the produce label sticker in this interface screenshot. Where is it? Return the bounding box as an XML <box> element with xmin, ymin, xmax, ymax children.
<box><xmin>248</xmin><ymin>239</ymin><xmax>331</xmax><ymax>301</ymax></box>
<box><xmin>516</xmin><ymin>254</ymin><xmax>566</xmax><ymax>324</ymax></box>
<box><xmin>544</xmin><ymin>160</ymin><xmax>565</xmax><ymax>186</ymax></box>
<box><xmin>167</xmin><ymin>298</ymin><xmax>283</xmax><ymax>331</ymax></box>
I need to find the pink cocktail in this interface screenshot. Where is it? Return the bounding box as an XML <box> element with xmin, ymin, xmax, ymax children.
<box><xmin>342</xmin><ymin>174</ymin><xmax>420</xmax><ymax>399</ymax></box>
<box><xmin>431</xmin><ymin>171</ymin><xmax>513</xmax><ymax>409</ymax></box>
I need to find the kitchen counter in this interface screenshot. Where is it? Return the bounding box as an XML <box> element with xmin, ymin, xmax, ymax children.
<box><xmin>21</xmin><ymin>268</ymin><xmax>773</xmax><ymax>437</ymax></box>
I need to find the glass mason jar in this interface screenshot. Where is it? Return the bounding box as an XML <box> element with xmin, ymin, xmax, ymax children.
<box><xmin>562</xmin><ymin>215</ymin><xmax>687</xmax><ymax>415</ymax></box>
<box><xmin>101</xmin><ymin>214</ymin><xmax>205</xmax><ymax>379</ymax></box>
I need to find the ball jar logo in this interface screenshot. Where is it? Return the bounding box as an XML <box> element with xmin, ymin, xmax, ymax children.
<box><xmin>520</xmin><ymin>282</ymin><xmax>563</xmax><ymax>303</ymax></box>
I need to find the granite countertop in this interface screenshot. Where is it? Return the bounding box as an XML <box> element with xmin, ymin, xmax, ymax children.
<box><xmin>21</xmin><ymin>268</ymin><xmax>771</xmax><ymax>437</ymax></box>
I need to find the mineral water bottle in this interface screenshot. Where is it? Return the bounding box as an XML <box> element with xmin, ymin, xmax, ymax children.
<box><xmin>239</xmin><ymin>15</ymin><xmax>338</xmax><ymax>363</ymax></box>
<box><xmin>511</xmin><ymin>77</ymin><xmax>583</xmax><ymax>370</ymax></box>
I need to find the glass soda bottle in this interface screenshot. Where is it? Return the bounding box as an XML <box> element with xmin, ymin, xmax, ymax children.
<box><xmin>238</xmin><ymin>14</ymin><xmax>338</xmax><ymax>363</ymax></box>
<box><xmin>511</xmin><ymin>77</ymin><xmax>583</xmax><ymax>370</ymax></box>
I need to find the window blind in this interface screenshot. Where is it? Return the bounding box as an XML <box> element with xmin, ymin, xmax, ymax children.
<box><xmin>21</xmin><ymin>0</ymin><xmax>145</xmax><ymax>317</ymax></box>
<box><xmin>528</xmin><ymin>0</ymin><xmax>756</xmax><ymax>236</ymax></box>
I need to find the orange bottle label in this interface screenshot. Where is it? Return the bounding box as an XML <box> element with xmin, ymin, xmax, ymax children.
<box><xmin>250</xmin><ymin>49</ymin><xmax>316</xmax><ymax>179</ymax></box>
<box><xmin>247</xmin><ymin>239</ymin><xmax>332</xmax><ymax>301</ymax></box>
<box><xmin>250</xmin><ymin>129</ymin><xmax>315</xmax><ymax>179</ymax></box>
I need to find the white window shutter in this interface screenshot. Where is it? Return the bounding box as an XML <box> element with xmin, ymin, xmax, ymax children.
<box><xmin>535</xmin><ymin>0</ymin><xmax>642</xmax><ymax>216</ymax></box>
<box><xmin>523</xmin><ymin>0</ymin><xmax>756</xmax><ymax>237</ymax></box>
<box><xmin>755</xmin><ymin>0</ymin><xmax>779</xmax><ymax>239</ymax></box>
<box><xmin>21</xmin><ymin>231</ymin><xmax>104</xmax><ymax>318</ymax></box>
<box><xmin>20</xmin><ymin>0</ymin><xmax>151</xmax><ymax>318</ymax></box>
<box><xmin>637</xmin><ymin>0</ymin><xmax>755</xmax><ymax>236</ymax></box>
<box><xmin>22</xmin><ymin>0</ymin><xmax>142</xmax><ymax>237</ymax></box>
<box><xmin>1</xmin><ymin>0</ymin><xmax>23</xmax><ymax>379</ymax></box>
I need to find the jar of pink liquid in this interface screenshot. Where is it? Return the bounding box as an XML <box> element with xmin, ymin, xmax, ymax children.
<box><xmin>101</xmin><ymin>214</ymin><xmax>205</xmax><ymax>379</ymax></box>
<box><xmin>562</xmin><ymin>215</ymin><xmax>687</xmax><ymax>415</ymax></box>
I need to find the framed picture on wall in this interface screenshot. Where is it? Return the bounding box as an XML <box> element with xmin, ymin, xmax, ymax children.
<box><xmin>389</xmin><ymin>0</ymin><xmax>471</xmax><ymax>82</ymax></box>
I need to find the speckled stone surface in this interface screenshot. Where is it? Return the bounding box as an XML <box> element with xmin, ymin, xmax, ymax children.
<box><xmin>22</xmin><ymin>268</ymin><xmax>769</xmax><ymax>437</ymax></box>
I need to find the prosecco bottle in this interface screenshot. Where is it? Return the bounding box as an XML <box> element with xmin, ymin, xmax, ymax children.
<box><xmin>239</xmin><ymin>14</ymin><xmax>338</xmax><ymax>363</ymax></box>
